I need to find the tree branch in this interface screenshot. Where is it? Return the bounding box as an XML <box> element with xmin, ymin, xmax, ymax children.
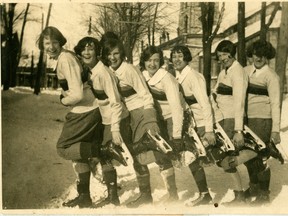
<box><xmin>266</xmin><ymin>2</ymin><xmax>280</xmax><ymax>28</ymax></box>
<box><xmin>210</xmin><ymin>2</ymin><xmax>225</xmax><ymax>42</ymax></box>
<box><xmin>13</xmin><ymin>10</ymin><xmax>24</xmax><ymax>23</ymax></box>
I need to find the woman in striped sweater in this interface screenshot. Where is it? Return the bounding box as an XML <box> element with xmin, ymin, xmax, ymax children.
<box><xmin>37</xmin><ymin>26</ymin><xmax>102</xmax><ymax>208</ymax></box>
<box><xmin>244</xmin><ymin>40</ymin><xmax>281</xmax><ymax>205</ymax></box>
<box><xmin>101</xmin><ymin>36</ymin><xmax>177</xmax><ymax>207</ymax></box>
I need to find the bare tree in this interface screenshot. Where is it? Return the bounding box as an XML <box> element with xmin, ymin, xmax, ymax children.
<box><xmin>259</xmin><ymin>2</ymin><xmax>281</xmax><ymax>41</ymax></box>
<box><xmin>237</xmin><ymin>2</ymin><xmax>246</xmax><ymax>67</ymax></box>
<box><xmin>88</xmin><ymin>3</ymin><xmax>147</xmax><ymax>62</ymax></box>
<box><xmin>17</xmin><ymin>3</ymin><xmax>30</xmax><ymax>67</ymax></box>
<box><xmin>200</xmin><ymin>2</ymin><xmax>225</xmax><ymax>95</ymax></box>
<box><xmin>1</xmin><ymin>3</ymin><xmax>44</xmax><ymax>90</ymax></box>
<box><xmin>34</xmin><ymin>3</ymin><xmax>52</xmax><ymax>95</ymax></box>
<box><xmin>150</xmin><ymin>3</ymin><xmax>159</xmax><ymax>46</ymax></box>
<box><xmin>1</xmin><ymin>3</ymin><xmax>19</xmax><ymax>90</ymax></box>
<box><xmin>275</xmin><ymin>2</ymin><xmax>288</xmax><ymax>103</ymax></box>
<box><xmin>87</xmin><ymin>3</ymin><xmax>177</xmax><ymax>63</ymax></box>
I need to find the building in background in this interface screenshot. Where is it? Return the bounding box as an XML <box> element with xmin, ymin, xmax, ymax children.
<box><xmin>158</xmin><ymin>2</ymin><xmax>287</xmax><ymax>92</ymax></box>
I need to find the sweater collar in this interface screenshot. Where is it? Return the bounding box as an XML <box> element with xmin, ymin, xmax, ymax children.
<box><xmin>175</xmin><ymin>65</ymin><xmax>190</xmax><ymax>84</ymax></box>
<box><xmin>110</xmin><ymin>61</ymin><xmax>126</xmax><ymax>76</ymax></box>
<box><xmin>143</xmin><ymin>68</ymin><xmax>167</xmax><ymax>85</ymax></box>
<box><xmin>225</xmin><ymin>60</ymin><xmax>238</xmax><ymax>74</ymax></box>
<box><xmin>251</xmin><ymin>64</ymin><xmax>269</xmax><ymax>77</ymax></box>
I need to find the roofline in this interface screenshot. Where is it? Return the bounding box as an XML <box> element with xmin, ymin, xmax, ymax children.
<box><xmin>221</xmin><ymin>2</ymin><xmax>281</xmax><ymax>35</ymax></box>
<box><xmin>157</xmin><ymin>35</ymin><xmax>185</xmax><ymax>49</ymax></box>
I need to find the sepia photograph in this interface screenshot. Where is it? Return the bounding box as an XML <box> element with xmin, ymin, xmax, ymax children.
<box><xmin>1</xmin><ymin>0</ymin><xmax>288</xmax><ymax>215</ymax></box>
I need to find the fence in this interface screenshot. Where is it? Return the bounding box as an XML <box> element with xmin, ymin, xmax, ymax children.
<box><xmin>16</xmin><ymin>67</ymin><xmax>58</xmax><ymax>89</ymax></box>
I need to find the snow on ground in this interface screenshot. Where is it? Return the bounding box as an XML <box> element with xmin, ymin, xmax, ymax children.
<box><xmin>1</xmin><ymin>87</ymin><xmax>288</xmax><ymax>215</ymax></box>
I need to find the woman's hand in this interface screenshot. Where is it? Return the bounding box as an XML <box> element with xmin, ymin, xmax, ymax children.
<box><xmin>233</xmin><ymin>132</ymin><xmax>245</xmax><ymax>149</ymax></box>
<box><xmin>203</xmin><ymin>132</ymin><xmax>216</xmax><ymax>146</ymax></box>
<box><xmin>112</xmin><ymin>131</ymin><xmax>123</xmax><ymax>146</ymax></box>
<box><xmin>271</xmin><ymin>132</ymin><xmax>281</xmax><ymax>144</ymax></box>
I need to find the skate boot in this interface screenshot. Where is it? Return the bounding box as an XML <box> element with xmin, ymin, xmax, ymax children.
<box><xmin>244</xmin><ymin>183</ymin><xmax>259</xmax><ymax>201</ymax></box>
<box><xmin>126</xmin><ymin>174</ymin><xmax>153</xmax><ymax>208</ymax></box>
<box><xmin>223</xmin><ymin>190</ymin><xmax>246</xmax><ymax>206</ymax></box>
<box><xmin>250</xmin><ymin>166</ymin><xmax>270</xmax><ymax>206</ymax></box>
<box><xmin>250</xmin><ymin>190</ymin><xmax>270</xmax><ymax>206</ymax></box>
<box><xmin>161</xmin><ymin>167</ymin><xmax>179</xmax><ymax>202</ymax></box>
<box><xmin>188</xmin><ymin>163</ymin><xmax>211</xmax><ymax>206</ymax></box>
<box><xmin>63</xmin><ymin>193</ymin><xmax>92</xmax><ymax>208</ymax></box>
<box><xmin>126</xmin><ymin>192</ymin><xmax>153</xmax><ymax>208</ymax></box>
<box><xmin>94</xmin><ymin>185</ymin><xmax>120</xmax><ymax>208</ymax></box>
<box><xmin>62</xmin><ymin>178</ymin><xmax>92</xmax><ymax>208</ymax></box>
<box><xmin>94</xmin><ymin>168</ymin><xmax>120</xmax><ymax>208</ymax></box>
<box><xmin>187</xmin><ymin>192</ymin><xmax>212</xmax><ymax>206</ymax></box>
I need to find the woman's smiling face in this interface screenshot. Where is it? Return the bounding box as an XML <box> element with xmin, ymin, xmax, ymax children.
<box><xmin>43</xmin><ymin>36</ymin><xmax>62</xmax><ymax>59</ymax></box>
<box><xmin>217</xmin><ymin>51</ymin><xmax>234</xmax><ymax>69</ymax></box>
<box><xmin>145</xmin><ymin>53</ymin><xmax>161</xmax><ymax>76</ymax></box>
<box><xmin>108</xmin><ymin>47</ymin><xmax>122</xmax><ymax>70</ymax></box>
<box><xmin>80</xmin><ymin>43</ymin><xmax>98</xmax><ymax>68</ymax></box>
<box><xmin>252</xmin><ymin>54</ymin><xmax>267</xmax><ymax>69</ymax></box>
<box><xmin>171</xmin><ymin>51</ymin><xmax>188</xmax><ymax>72</ymax></box>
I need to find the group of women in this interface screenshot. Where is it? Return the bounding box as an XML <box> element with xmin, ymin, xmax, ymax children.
<box><xmin>37</xmin><ymin>26</ymin><xmax>281</xmax><ymax>209</ymax></box>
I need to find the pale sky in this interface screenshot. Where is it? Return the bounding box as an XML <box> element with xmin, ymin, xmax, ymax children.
<box><xmin>13</xmin><ymin>2</ymin><xmax>180</xmax><ymax>65</ymax></box>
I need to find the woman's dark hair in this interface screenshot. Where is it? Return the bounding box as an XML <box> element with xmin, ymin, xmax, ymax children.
<box><xmin>139</xmin><ymin>46</ymin><xmax>164</xmax><ymax>71</ymax></box>
<box><xmin>37</xmin><ymin>26</ymin><xmax>67</xmax><ymax>50</ymax></box>
<box><xmin>74</xmin><ymin>36</ymin><xmax>101</xmax><ymax>57</ymax></box>
<box><xmin>169</xmin><ymin>45</ymin><xmax>192</xmax><ymax>63</ymax></box>
<box><xmin>100</xmin><ymin>31</ymin><xmax>119</xmax><ymax>45</ymax></box>
<box><xmin>246</xmin><ymin>40</ymin><xmax>276</xmax><ymax>60</ymax></box>
<box><xmin>215</xmin><ymin>40</ymin><xmax>236</xmax><ymax>60</ymax></box>
<box><xmin>101</xmin><ymin>38</ymin><xmax>126</xmax><ymax>67</ymax></box>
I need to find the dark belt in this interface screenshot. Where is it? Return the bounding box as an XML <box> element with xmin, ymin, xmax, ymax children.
<box><xmin>91</xmin><ymin>88</ymin><xmax>108</xmax><ymax>100</ymax></box>
<box><xmin>86</xmin><ymin>80</ymin><xmax>108</xmax><ymax>100</ymax></box>
<box><xmin>149</xmin><ymin>88</ymin><xmax>167</xmax><ymax>101</ymax></box>
<box><xmin>178</xmin><ymin>85</ymin><xmax>197</xmax><ymax>105</ymax></box>
<box><xmin>247</xmin><ymin>83</ymin><xmax>268</xmax><ymax>96</ymax></box>
<box><xmin>119</xmin><ymin>86</ymin><xmax>137</xmax><ymax>98</ymax></box>
<box><xmin>184</xmin><ymin>95</ymin><xmax>198</xmax><ymax>105</ymax></box>
<box><xmin>59</xmin><ymin>79</ymin><xmax>69</xmax><ymax>91</ymax></box>
<box><xmin>58</xmin><ymin>62</ymin><xmax>91</xmax><ymax>91</ymax></box>
<box><xmin>216</xmin><ymin>83</ymin><xmax>233</xmax><ymax>95</ymax></box>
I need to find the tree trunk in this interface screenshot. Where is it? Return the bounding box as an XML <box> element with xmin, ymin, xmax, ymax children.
<box><xmin>260</xmin><ymin>2</ymin><xmax>280</xmax><ymax>41</ymax></box>
<box><xmin>237</xmin><ymin>2</ymin><xmax>246</xmax><ymax>67</ymax></box>
<box><xmin>147</xmin><ymin>25</ymin><xmax>151</xmax><ymax>46</ymax></box>
<box><xmin>275</xmin><ymin>2</ymin><xmax>288</xmax><ymax>104</ymax></box>
<box><xmin>203</xmin><ymin>42</ymin><xmax>212</xmax><ymax>95</ymax></box>
<box><xmin>200</xmin><ymin>3</ymin><xmax>215</xmax><ymax>95</ymax></box>
<box><xmin>34</xmin><ymin>3</ymin><xmax>52</xmax><ymax>95</ymax></box>
<box><xmin>126</xmin><ymin>5</ymin><xmax>133</xmax><ymax>63</ymax></box>
<box><xmin>260</xmin><ymin>2</ymin><xmax>267</xmax><ymax>41</ymax></box>
<box><xmin>17</xmin><ymin>3</ymin><xmax>30</xmax><ymax>67</ymax></box>
<box><xmin>152</xmin><ymin>3</ymin><xmax>158</xmax><ymax>46</ymax></box>
<box><xmin>2</xmin><ymin>3</ymin><xmax>18</xmax><ymax>90</ymax></box>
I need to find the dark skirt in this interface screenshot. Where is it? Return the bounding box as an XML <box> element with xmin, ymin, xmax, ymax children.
<box><xmin>57</xmin><ymin>108</ymin><xmax>103</xmax><ymax>161</ymax></box>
